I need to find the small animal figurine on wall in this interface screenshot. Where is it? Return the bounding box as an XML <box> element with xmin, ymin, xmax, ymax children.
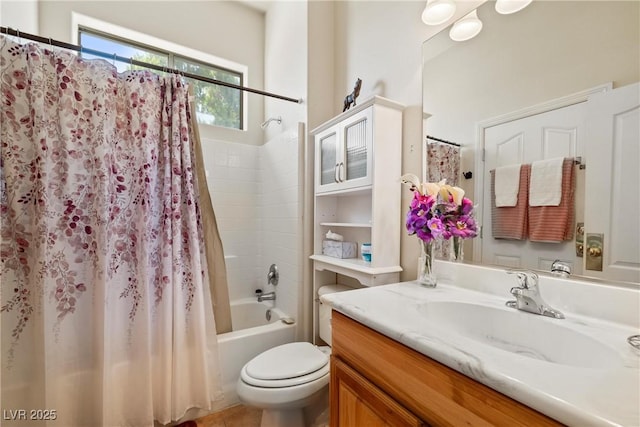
<box><xmin>343</xmin><ymin>78</ymin><xmax>362</xmax><ymax>112</ymax></box>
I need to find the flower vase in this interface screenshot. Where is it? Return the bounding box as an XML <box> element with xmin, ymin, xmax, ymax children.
<box><xmin>451</xmin><ymin>236</ymin><xmax>464</xmax><ymax>262</ymax></box>
<box><xmin>417</xmin><ymin>239</ymin><xmax>437</xmax><ymax>287</ymax></box>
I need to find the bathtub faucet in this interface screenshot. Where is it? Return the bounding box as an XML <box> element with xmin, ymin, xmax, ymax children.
<box><xmin>258</xmin><ymin>291</ymin><xmax>276</xmax><ymax>302</ymax></box>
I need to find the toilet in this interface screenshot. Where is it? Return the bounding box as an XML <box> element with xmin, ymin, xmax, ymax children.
<box><xmin>236</xmin><ymin>284</ymin><xmax>353</xmax><ymax>427</ymax></box>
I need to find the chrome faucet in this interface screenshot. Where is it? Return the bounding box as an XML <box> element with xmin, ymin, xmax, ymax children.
<box><xmin>550</xmin><ymin>260</ymin><xmax>571</xmax><ymax>277</ymax></box>
<box><xmin>505</xmin><ymin>270</ymin><xmax>564</xmax><ymax>319</ymax></box>
<box><xmin>258</xmin><ymin>291</ymin><xmax>276</xmax><ymax>302</ymax></box>
<box><xmin>267</xmin><ymin>263</ymin><xmax>279</xmax><ymax>286</ymax></box>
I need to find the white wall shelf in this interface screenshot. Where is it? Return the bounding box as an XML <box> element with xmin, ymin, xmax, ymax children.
<box><xmin>310</xmin><ymin>95</ymin><xmax>405</xmax><ymax>344</ymax></box>
<box><xmin>314</xmin><ymin>185</ymin><xmax>373</xmax><ymax>197</ymax></box>
<box><xmin>311</xmin><ymin>255</ymin><xmax>402</xmax><ymax>276</ymax></box>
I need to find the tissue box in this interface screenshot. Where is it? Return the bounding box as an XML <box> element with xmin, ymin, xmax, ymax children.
<box><xmin>322</xmin><ymin>240</ymin><xmax>357</xmax><ymax>259</ymax></box>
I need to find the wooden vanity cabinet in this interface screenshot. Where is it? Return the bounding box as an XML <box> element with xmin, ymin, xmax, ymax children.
<box><xmin>330</xmin><ymin>311</ymin><xmax>563</xmax><ymax>427</ymax></box>
<box><xmin>331</xmin><ymin>357</ymin><xmax>425</xmax><ymax>427</ymax></box>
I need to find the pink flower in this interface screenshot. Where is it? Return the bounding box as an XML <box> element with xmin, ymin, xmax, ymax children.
<box><xmin>403</xmin><ymin>176</ymin><xmax>478</xmax><ymax>243</ymax></box>
<box><xmin>427</xmin><ymin>217</ymin><xmax>446</xmax><ymax>238</ymax></box>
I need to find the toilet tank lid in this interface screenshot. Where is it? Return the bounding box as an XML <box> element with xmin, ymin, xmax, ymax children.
<box><xmin>317</xmin><ymin>284</ymin><xmax>355</xmax><ymax>296</ymax></box>
<box><xmin>245</xmin><ymin>342</ymin><xmax>328</xmax><ymax>381</ymax></box>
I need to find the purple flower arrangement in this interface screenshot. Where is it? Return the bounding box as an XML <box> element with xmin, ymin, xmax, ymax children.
<box><xmin>401</xmin><ymin>174</ymin><xmax>478</xmax><ymax>244</ymax></box>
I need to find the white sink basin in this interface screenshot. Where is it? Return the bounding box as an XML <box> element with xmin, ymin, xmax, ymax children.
<box><xmin>419</xmin><ymin>301</ymin><xmax>623</xmax><ymax>369</ymax></box>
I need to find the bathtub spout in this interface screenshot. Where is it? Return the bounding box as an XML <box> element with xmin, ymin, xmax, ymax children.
<box><xmin>258</xmin><ymin>291</ymin><xmax>276</xmax><ymax>302</ymax></box>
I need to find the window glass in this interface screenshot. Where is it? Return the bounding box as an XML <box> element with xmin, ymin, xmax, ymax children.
<box><xmin>175</xmin><ymin>57</ymin><xmax>241</xmax><ymax>129</ymax></box>
<box><xmin>79</xmin><ymin>29</ymin><xmax>243</xmax><ymax>130</ymax></box>
<box><xmin>79</xmin><ymin>32</ymin><xmax>168</xmax><ymax>73</ymax></box>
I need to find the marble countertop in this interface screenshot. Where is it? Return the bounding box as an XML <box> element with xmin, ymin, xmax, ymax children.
<box><xmin>321</xmin><ymin>280</ymin><xmax>640</xmax><ymax>426</ymax></box>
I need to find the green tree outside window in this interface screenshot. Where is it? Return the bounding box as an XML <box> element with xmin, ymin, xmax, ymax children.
<box><xmin>80</xmin><ymin>29</ymin><xmax>243</xmax><ymax>130</ymax></box>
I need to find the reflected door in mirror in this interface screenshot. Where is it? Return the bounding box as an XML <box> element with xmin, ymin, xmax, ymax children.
<box><xmin>482</xmin><ymin>102</ymin><xmax>585</xmax><ymax>274</ymax></box>
<box><xmin>584</xmin><ymin>83</ymin><xmax>640</xmax><ymax>284</ymax></box>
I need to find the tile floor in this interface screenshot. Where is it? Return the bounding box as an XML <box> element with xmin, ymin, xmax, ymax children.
<box><xmin>178</xmin><ymin>404</ymin><xmax>329</xmax><ymax>427</ymax></box>
<box><xmin>187</xmin><ymin>405</ymin><xmax>262</xmax><ymax>427</ymax></box>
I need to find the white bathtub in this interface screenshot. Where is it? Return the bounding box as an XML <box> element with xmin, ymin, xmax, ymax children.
<box><xmin>215</xmin><ymin>298</ymin><xmax>296</xmax><ymax>408</ymax></box>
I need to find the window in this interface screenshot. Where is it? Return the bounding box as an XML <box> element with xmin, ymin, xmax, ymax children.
<box><xmin>78</xmin><ymin>27</ymin><xmax>243</xmax><ymax>130</ymax></box>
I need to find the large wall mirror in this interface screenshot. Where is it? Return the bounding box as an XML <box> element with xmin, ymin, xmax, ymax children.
<box><xmin>422</xmin><ymin>0</ymin><xmax>639</xmax><ymax>284</ymax></box>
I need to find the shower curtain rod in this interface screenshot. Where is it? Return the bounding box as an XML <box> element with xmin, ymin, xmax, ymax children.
<box><xmin>1</xmin><ymin>26</ymin><xmax>303</xmax><ymax>104</ymax></box>
<box><xmin>426</xmin><ymin>135</ymin><xmax>461</xmax><ymax>147</ymax></box>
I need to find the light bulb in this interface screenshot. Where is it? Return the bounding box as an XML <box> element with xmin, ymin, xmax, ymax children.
<box><xmin>495</xmin><ymin>0</ymin><xmax>533</xmax><ymax>15</ymax></box>
<box><xmin>449</xmin><ymin>10</ymin><xmax>483</xmax><ymax>42</ymax></box>
<box><xmin>421</xmin><ymin>0</ymin><xmax>457</xmax><ymax>26</ymax></box>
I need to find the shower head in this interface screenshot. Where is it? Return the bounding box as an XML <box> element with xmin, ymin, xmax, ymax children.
<box><xmin>261</xmin><ymin>116</ymin><xmax>282</xmax><ymax>129</ymax></box>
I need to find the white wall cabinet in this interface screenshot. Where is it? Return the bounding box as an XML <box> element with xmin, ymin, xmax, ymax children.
<box><xmin>310</xmin><ymin>96</ymin><xmax>404</xmax><ymax>343</ymax></box>
<box><xmin>315</xmin><ymin>107</ymin><xmax>373</xmax><ymax>194</ymax></box>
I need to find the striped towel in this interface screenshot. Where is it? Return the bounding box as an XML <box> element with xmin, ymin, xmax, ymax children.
<box><xmin>528</xmin><ymin>158</ymin><xmax>575</xmax><ymax>242</ymax></box>
<box><xmin>491</xmin><ymin>165</ymin><xmax>529</xmax><ymax>240</ymax></box>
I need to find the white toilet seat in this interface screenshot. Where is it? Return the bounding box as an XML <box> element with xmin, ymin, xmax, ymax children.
<box><xmin>241</xmin><ymin>342</ymin><xmax>330</xmax><ymax>388</ymax></box>
<box><xmin>241</xmin><ymin>363</ymin><xmax>329</xmax><ymax>388</ymax></box>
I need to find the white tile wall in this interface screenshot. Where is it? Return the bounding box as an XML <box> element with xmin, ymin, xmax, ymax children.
<box><xmin>201</xmin><ymin>129</ymin><xmax>300</xmax><ymax>320</ymax></box>
<box><xmin>258</xmin><ymin>130</ymin><xmax>300</xmax><ymax>320</ymax></box>
<box><xmin>201</xmin><ymin>138</ymin><xmax>261</xmax><ymax>302</ymax></box>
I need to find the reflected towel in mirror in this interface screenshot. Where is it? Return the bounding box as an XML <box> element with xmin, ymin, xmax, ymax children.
<box><xmin>528</xmin><ymin>158</ymin><xmax>575</xmax><ymax>242</ymax></box>
<box><xmin>491</xmin><ymin>165</ymin><xmax>529</xmax><ymax>240</ymax></box>
<box><xmin>495</xmin><ymin>164</ymin><xmax>522</xmax><ymax>207</ymax></box>
<box><xmin>529</xmin><ymin>157</ymin><xmax>565</xmax><ymax>206</ymax></box>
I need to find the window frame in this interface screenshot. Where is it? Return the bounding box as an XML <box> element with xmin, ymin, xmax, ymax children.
<box><xmin>72</xmin><ymin>12</ymin><xmax>248</xmax><ymax>131</ymax></box>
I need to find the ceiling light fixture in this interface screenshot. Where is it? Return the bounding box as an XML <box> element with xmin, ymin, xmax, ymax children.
<box><xmin>421</xmin><ymin>0</ymin><xmax>457</xmax><ymax>26</ymax></box>
<box><xmin>449</xmin><ymin>10</ymin><xmax>483</xmax><ymax>42</ymax></box>
<box><xmin>495</xmin><ymin>0</ymin><xmax>533</xmax><ymax>15</ymax></box>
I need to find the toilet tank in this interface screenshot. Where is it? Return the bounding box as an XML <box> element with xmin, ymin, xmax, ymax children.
<box><xmin>318</xmin><ymin>284</ymin><xmax>355</xmax><ymax>345</ymax></box>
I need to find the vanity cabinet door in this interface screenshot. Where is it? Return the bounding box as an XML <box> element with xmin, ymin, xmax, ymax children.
<box><xmin>331</xmin><ymin>356</ymin><xmax>425</xmax><ymax>427</ymax></box>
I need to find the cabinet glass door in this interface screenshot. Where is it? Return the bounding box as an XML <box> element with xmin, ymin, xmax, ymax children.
<box><xmin>319</xmin><ymin>132</ymin><xmax>338</xmax><ymax>186</ymax></box>
<box><xmin>344</xmin><ymin>117</ymin><xmax>368</xmax><ymax>181</ymax></box>
<box><xmin>315</xmin><ymin>106</ymin><xmax>373</xmax><ymax>194</ymax></box>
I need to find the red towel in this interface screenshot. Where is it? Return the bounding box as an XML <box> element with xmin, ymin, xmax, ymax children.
<box><xmin>491</xmin><ymin>165</ymin><xmax>529</xmax><ymax>240</ymax></box>
<box><xmin>528</xmin><ymin>158</ymin><xmax>575</xmax><ymax>242</ymax></box>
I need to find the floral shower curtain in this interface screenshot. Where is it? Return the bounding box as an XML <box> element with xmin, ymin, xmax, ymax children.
<box><xmin>426</xmin><ymin>140</ymin><xmax>461</xmax><ymax>259</ymax></box>
<box><xmin>0</xmin><ymin>36</ymin><xmax>223</xmax><ymax>426</ymax></box>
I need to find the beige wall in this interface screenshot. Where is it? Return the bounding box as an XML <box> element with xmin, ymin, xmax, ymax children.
<box><xmin>330</xmin><ymin>0</ymin><xmax>482</xmax><ymax>110</ymax></box>
<box><xmin>333</xmin><ymin>1</ymin><xmax>423</xmax><ymax>108</ymax></box>
<box><xmin>1</xmin><ymin>0</ymin><xmax>39</xmax><ymax>33</ymax></box>
<box><xmin>264</xmin><ymin>0</ymin><xmax>307</xmax><ymax>136</ymax></box>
